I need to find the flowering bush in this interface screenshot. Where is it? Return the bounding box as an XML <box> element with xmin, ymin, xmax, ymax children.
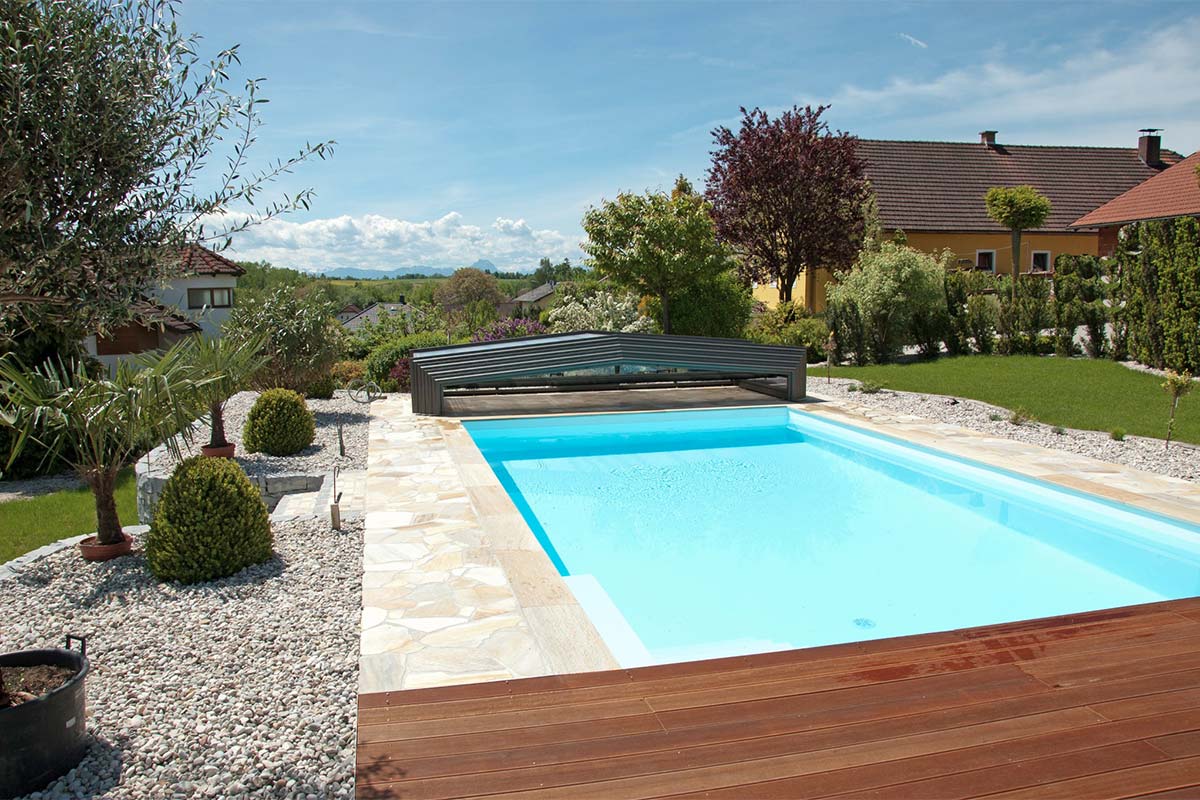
<box><xmin>471</xmin><ymin>317</ymin><xmax>547</xmax><ymax>342</ymax></box>
<box><xmin>547</xmin><ymin>290</ymin><xmax>656</xmax><ymax>334</ymax></box>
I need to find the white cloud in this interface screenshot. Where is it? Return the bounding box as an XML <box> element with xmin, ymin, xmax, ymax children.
<box><xmin>898</xmin><ymin>33</ymin><xmax>928</xmax><ymax>49</ymax></box>
<box><xmin>833</xmin><ymin>17</ymin><xmax>1200</xmax><ymax>147</ymax></box>
<box><xmin>219</xmin><ymin>211</ymin><xmax>579</xmax><ymax>272</ymax></box>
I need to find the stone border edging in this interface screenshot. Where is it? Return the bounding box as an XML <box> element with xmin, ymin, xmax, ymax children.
<box><xmin>1</xmin><ymin>525</ymin><xmax>150</xmax><ymax>582</ymax></box>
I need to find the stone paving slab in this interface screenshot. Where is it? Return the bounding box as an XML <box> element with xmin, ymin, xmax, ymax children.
<box><xmin>801</xmin><ymin>392</ymin><xmax>1200</xmax><ymax>525</ymax></box>
<box><xmin>358</xmin><ymin>396</ymin><xmax>616</xmax><ymax>694</ymax></box>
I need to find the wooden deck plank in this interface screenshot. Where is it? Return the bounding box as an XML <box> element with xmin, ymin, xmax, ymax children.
<box><xmin>659</xmin><ymin>709</ymin><xmax>1200</xmax><ymax>800</ymax></box>
<box><xmin>356</xmin><ymin>598</ymin><xmax>1200</xmax><ymax>799</ymax></box>
<box><xmin>356</xmin><ymin>611</ymin><xmax>1193</xmax><ymax>724</ymax></box>
<box><xmin>977</xmin><ymin>755</ymin><xmax>1200</xmax><ymax>799</ymax></box>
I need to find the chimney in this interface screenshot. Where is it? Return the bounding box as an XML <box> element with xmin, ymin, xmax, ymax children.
<box><xmin>980</xmin><ymin>130</ymin><xmax>998</xmax><ymax>148</ymax></box>
<box><xmin>1138</xmin><ymin>128</ymin><xmax>1162</xmax><ymax>166</ymax></box>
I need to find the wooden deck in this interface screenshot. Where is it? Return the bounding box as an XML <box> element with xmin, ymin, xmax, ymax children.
<box><xmin>356</xmin><ymin>598</ymin><xmax>1200</xmax><ymax>799</ymax></box>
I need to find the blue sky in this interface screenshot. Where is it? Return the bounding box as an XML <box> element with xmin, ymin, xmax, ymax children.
<box><xmin>182</xmin><ymin>0</ymin><xmax>1200</xmax><ymax>273</ymax></box>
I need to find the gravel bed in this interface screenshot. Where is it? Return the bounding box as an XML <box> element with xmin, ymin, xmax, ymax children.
<box><xmin>150</xmin><ymin>391</ymin><xmax>369</xmax><ymax>477</ymax></box>
<box><xmin>2</xmin><ymin>515</ymin><xmax>362</xmax><ymax>799</ymax></box>
<box><xmin>812</xmin><ymin>377</ymin><xmax>1200</xmax><ymax>483</ymax></box>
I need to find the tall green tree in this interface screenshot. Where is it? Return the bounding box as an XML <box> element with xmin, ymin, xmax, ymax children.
<box><xmin>0</xmin><ymin>0</ymin><xmax>333</xmax><ymax>341</ymax></box>
<box><xmin>984</xmin><ymin>185</ymin><xmax>1052</xmax><ymax>297</ymax></box>
<box><xmin>582</xmin><ymin>176</ymin><xmax>732</xmax><ymax>333</ymax></box>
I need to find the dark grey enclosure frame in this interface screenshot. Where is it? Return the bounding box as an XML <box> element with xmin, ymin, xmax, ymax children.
<box><xmin>409</xmin><ymin>332</ymin><xmax>806</xmax><ymax>415</ymax></box>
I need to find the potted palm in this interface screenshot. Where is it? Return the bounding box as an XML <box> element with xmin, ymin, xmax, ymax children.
<box><xmin>186</xmin><ymin>333</ymin><xmax>269</xmax><ymax>458</ymax></box>
<box><xmin>0</xmin><ymin>342</ymin><xmax>211</xmax><ymax>561</ymax></box>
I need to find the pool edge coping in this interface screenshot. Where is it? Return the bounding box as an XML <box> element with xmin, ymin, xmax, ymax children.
<box><xmin>361</xmin><ymin>389</ymin><xmax>1200</xmax><ymax>696</ymax></box>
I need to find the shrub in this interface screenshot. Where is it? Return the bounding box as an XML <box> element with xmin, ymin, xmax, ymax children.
<box><xmin>644</xmin><ymin>270</ymin><xmax>754</xmax><ymax>339</ymax></box>
<box><xmin>826</xmin><ymin>243</ymin><xmax>950</xmax><ymax>364</ymax></box>
<box><xmin>1110</xmin><ymin>428</ymin><xmax>1126</xmax><ymax>441</ymax></box>
<box><xmin>1112</xmin><ymin>218</ymin><xmax>1200</xmax><ymax>373</ymax></box>
<box><xmin>242</xmin><ymin>389</ymin><xmax>315</xmax><ymax>456</ymax></box>
<box><xmin>745</xmin><ymin>302</ymin><xmax>829</xmax><ymax>361</ymax></box>
<box><xmin>1054</xmin><ymin>255</ymin><xmax>1109</xmax><ymax>358</ymax></box>
<box><xmin>224</xmin><ymin>288</ymin><xmax>344</xmax><ymax>391</ymax></box>
<box><xmin>966</xmin><ymin>295</ymin><xmax>998</xmax><ymax>354</ymax></box>
<box><xmin>857</xmin><ymin>380</ymin><xmax>885</xmax><ymax>394</ymax></box>
<box><xmin>389</xmin><ymin>358</ymin><xmax>413</xmax><ymax>392</ymax></box>
<box><xmin>365</xmin><ymin>331</ymin><xmax>446</xmax><ymax>391</ymax></box>
<box><xmin>1052</xmin><ymin>425</ymin><xmax>1066</xmax><ymax>435</ymax></box>
<box><xmin>345</xmin><ymin>304</ymin><xmax>443</xmax><ymax>359</ymax></box>
<box><xmin>547</xmin><ymin>289</ymin><xmax>656</xmax><ymax>333</ymax></box>
<box><xmin>303</xmin><ymin>373</ymin><xmax>336</xmax><ymax>400</ymax></box>
<box><xmin>996</xmin><ymin>275</ymin><xmax>1053</xmax><ymax>356</ymax></box>
<box><xmin>146</xmin><ymin>456</ymin><xmax>272</xmax><ymax>584</ymax></box>
<box><xmin>330</xmin><ymin>360</ymin><xmax>365</xmax><ymax>387</ymax></box>
<box><xmin>471</xmin><ymin>317</ymin><xmax>547</xmax><ymax>342</ymax></box>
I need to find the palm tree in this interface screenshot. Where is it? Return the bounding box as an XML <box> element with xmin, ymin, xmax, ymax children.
<box><xmin>184</xmin><ymin>333</ymin><xmax>269</xmax><ymax>454</ymax></box>
<box><xmin>0</xmin><ymin>343</ymin><xmax>212</xmax><ymax>546</ymax></box>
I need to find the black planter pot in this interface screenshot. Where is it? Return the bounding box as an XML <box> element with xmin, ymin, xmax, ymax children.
<box><xmin>0</xmin><ymin>636</ymin><xmax>90</xmax><ymax>799</ymax></box>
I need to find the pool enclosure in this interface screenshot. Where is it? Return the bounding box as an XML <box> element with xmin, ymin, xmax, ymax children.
<box><xmin>409</xmin><ymin>331</ymin><xmax>807</xmax><ymax>415</ymax></box>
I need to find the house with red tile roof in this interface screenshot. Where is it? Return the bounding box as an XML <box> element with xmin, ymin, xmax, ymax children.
<box><xmin>84</xmin><ymin>244</ymin><xmax>245</xmax><ymax>370</ymax></box>
<box><xmin>757</xmin><ymin>131</ymin><xmax>1183</xmax><ymax>311</ymax></box>
<box><xmin>1070</xmin><ymin>150</ymin><xmax>1200</xmax><ymax>255</ymax></box>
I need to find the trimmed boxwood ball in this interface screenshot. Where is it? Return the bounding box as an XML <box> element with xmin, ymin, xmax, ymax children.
<box><xmin>242</xmin><ymin>388</ymin><xmax>315</xmax><ymax>456</ymax></box>
<box><xmin>146</xmin><ymin>456</ymin><xmax>273</xmax><ymax>584</ymax></box>
<box><xmin>304</xmin><ymin>373</ymin><xmax>336</xmax><ymax>399</ymax></box>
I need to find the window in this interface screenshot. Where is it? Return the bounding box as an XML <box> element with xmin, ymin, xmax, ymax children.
<box><xmin>975</xmin><ymin>250</ymin><xmax>996</xmax><ymax>271</ymax></box>
<box><xmin>1031</xmin><ymin>251</ymin><xmax>1051</xmax><ymax>272</ymax></box>
<box><xmin>187</xmin><ymin>287</ymin><xmax>233</xmax><ymax>309</ymax></box>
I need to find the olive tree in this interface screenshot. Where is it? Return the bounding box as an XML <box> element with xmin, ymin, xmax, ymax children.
<box><xmin>0</xmin><ymin>0</ymin><xmax>333</xmax><ymax>340</ymax></box>
<box><xmin>224</xmin><ymin>289</ymin><xmax>343</xmax><ymax>392</ymax></box>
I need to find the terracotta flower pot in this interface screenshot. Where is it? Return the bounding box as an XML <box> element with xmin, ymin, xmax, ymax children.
<box><xmin>78</xmin><ymin>531</ymin><xmax>133</xmax><ymax>562</ymax></box>
<box><xmin>200</xmin><ymin>443</ymin><xmax>236</xmax><ymax>458</ymax></box>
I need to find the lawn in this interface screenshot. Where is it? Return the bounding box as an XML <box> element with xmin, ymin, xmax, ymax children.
<box><xmin>829</xmin><ymin>356</ymin><xmax>1200</xmax><ymax>445</ymax></box>
<box><xmin>0</xmin><ymin>468</ymin><xmax>137</xmax><ymax>563</ymax></box>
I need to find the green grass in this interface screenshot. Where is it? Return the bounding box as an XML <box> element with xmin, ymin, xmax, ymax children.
<box><xmin>829</xmin><ymin>356</ymin><xmax>1200</xmax><ymax>445</ymax></box>
<box><xmin>0</xmin><ymin>468</ymin><xmax>137</xmax><ymax>563</ymax></box>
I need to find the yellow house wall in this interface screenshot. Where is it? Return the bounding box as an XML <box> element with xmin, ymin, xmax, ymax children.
<box><xmin>903</xmin><ymin>231</ymin><xmax>1100</xmax><ymax>275</ymax></box>
<box><xmin>753</xmin><ymin>231</ymin><xmax>1100</xmax><ymax>312</ymax></box>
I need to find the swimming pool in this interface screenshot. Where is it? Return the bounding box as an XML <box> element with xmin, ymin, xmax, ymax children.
<box><xmin>465</xmin><ymin>406</ymin><xmax>1200</xmax><ymax>667</ymax></box>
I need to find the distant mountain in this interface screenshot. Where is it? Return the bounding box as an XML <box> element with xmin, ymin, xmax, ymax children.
<box><xmin>308</xmin><ymin>259</ymin><xmax>530</xmax><ymax>280</ymax></box>
<box><xmin>313</xmin><ymin>266</ymin><xmax>457</xmax><ymax>279</ymax></box>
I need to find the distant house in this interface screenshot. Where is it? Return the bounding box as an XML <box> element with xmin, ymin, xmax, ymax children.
<box><xmin>341</xmin><ymin>301</ymin><xmax>422</xmax><ymax>332</ymax></box>
<box><xmin>336</xmin><ymin>303</ymin><xmax>363</xmax><ymax>324</ymax></box>
<box><xmin>84</xmin><ymin>244</ymin><xmax>244</xmax><ymax>371</ymax></box>
<box><xmin>757</xmin><ymin>130</ymin><xmax>1183</xmax><ymax>311</ymax></box>
<box><xmin>510</xmin><ymin>281</ymin><xmax>557</xmax><ymax>315</ymax></box>
<box><xmin>1071</xmin><ymin>150</ymin><xmax>1200</xmax><ymax>254</ymax></box>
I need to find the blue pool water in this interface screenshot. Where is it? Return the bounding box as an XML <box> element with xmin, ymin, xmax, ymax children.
<box><xmin>465</xmin><ymin>407</ymin><xmax>1200</xmax><ymax>666</ymax></box>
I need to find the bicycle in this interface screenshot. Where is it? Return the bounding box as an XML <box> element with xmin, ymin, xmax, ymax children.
<box><xmin>346</xmin><ymin>378</ymin><xmax>382</xmax><ymax>404</ymax></box>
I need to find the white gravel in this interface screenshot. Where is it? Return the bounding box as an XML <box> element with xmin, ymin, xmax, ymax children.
<box><xmin>2</xmin><ymin>515</ymin><xmax>362</xmax><ymax>799</ymax></box>
<box><xmin>813</xmin><ymin>377</ymin><xmax>1200</xmax><ymax>483</ymax></box>
<box><xmin>150</xmin><ymin>391</ymin><xmax>369</xmax><ymax>477</ymax></box>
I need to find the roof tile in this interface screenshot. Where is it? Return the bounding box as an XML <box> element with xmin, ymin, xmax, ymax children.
<box><xmin>1071</xmin><ymin>151</ymin><xmax>1200</xmax><ymax>228</ymax></box>
<box><xmin>859</xmin><ymin>139</ymin><xmax>1183</xmax><ymax>233</ymax></box>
